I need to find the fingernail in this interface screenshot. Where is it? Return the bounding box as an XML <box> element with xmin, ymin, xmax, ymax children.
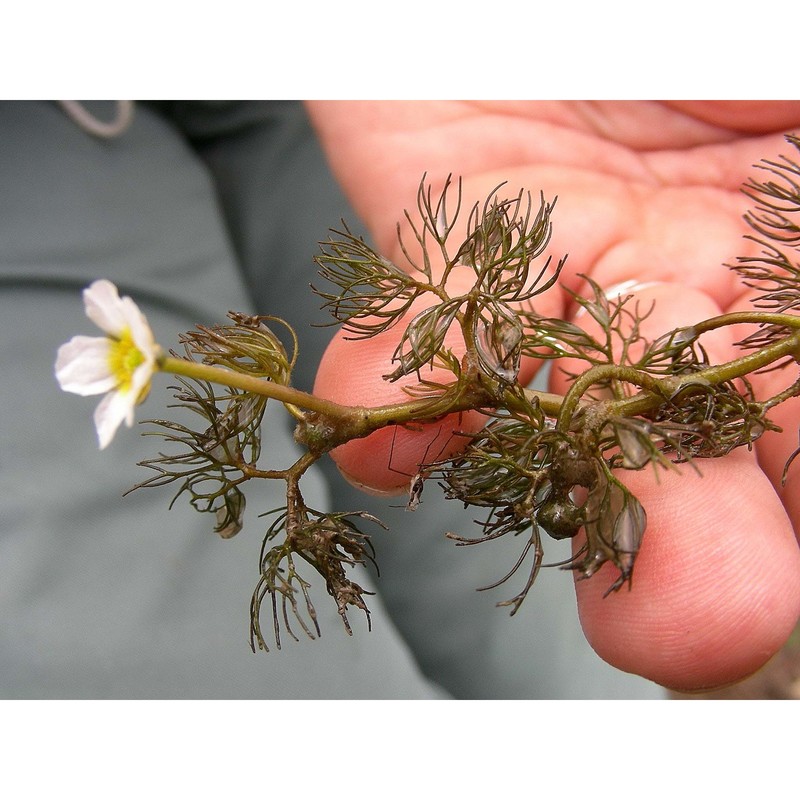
<box><xmin>574</xmin><ymin>280</ymin><xmax>668</xmax><ymax>318</ymax></box>
<box><xmin>602</xmin><ymin>279</ymin><xmax>666</xmax><ymax>299</ymax></box>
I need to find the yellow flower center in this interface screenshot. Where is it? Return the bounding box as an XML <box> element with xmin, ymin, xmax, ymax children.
<box><xmin>108</xmin><ymin>327</ymin><xmax>145</xmax><ymax>393</ymax></box>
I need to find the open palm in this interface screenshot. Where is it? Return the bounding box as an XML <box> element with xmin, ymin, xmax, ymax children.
<box><xmin>308</xmin><ymin>100</ymin><xmax>800</xmax><ymax>691</ymax></box>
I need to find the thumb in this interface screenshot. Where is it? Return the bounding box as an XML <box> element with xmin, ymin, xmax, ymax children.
<box><xmin>312</xmin><ymin>285</ymin><xmax>486</xmax><ymax>496</ymax></box>
<box><xmin>312</xmin><ymin>261</ymin><xmax>560</xmax><ymax>495</ymax></box>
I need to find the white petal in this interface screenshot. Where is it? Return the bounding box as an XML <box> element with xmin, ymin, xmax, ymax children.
<box><xmin>93</xmin><ymin>388</ymin><xmax>135</xmax><ymax>449</ymax></box>
<box><xmin>55</xmin><ymin>335</ymin><xmax>117</xmax><ymax>396</ymax></box>
<box><xmin>129</xmin><ymin>359</ymin><xmax>154</xmax><ymax>405</ymax></box>
<box><xmin>83</xmin><ymin>280</ymin><xmax>130</xmax><ymax>337</ymax></box>
<box><xmin>125</xmin><ymin>297</ymin><xmax>158</xmax><ymax>359</ymax></box>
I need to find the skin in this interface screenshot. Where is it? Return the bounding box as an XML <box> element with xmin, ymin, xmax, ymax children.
<box><xmin>307</xmin><ymin>101</ymin><xmax>800</xmax><ymax>691</ymax></box>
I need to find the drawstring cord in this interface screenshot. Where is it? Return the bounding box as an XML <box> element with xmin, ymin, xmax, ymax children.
<box><xmin>58</xmin><ymin>100</ymin><xmax>135</xmax><ymax>139</ymax></box>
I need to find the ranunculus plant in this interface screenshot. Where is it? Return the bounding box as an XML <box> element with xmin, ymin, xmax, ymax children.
<box><xmin>57</xmin><ymin>138</ymin><xmax>800</xmax><ymax>658</ymax></box>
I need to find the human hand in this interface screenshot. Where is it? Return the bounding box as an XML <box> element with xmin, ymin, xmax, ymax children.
<box><xmin>307</xmin><ymin>100</ymin><xmax>800</xmax><ymax>691</ymax></box>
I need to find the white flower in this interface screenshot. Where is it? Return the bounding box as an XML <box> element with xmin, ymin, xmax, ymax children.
<box><xmin>55</xmin><ymin>280</ymin><xmax>159</xmax><ymax>449</ymax></box>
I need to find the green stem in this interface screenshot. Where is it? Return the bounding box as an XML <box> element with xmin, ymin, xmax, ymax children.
<box><xmin>159</xmin><ymin>353</ymin><xmax>493</xmax><ymax>440</ymax></box>
<box><xmin>159</xmin><ymin>355</ymin><xmax>347</xmax><ymax>418</ymax></box>
<box><xmin>692</xmin><ymin>310</ymin><xmax>800</xmax><ymax>335</ymax></box>
<box><xmin>602</xmin><ymin>329</ymin><xmax>800</xmax><ymax>421</ymax></box>
<box><xmin>556</xmin><ymin>365</ymin><xmax>668</xmax><ymax>431</ymax></box>
<box><xmin>161</xmin><ymin>322</ymin><xmax>799</xmax><ymax>450</ymax></box>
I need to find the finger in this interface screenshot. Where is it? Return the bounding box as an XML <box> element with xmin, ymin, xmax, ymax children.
<box><xmin>725</xmin><ymin>291</ymin><xmax>800</xmax><ymax>540</ymax></box>
<box><xmin>663</xmin><ymin>101</ymin><xmax>800</xmax><ymax>134</ymax></box>
<box><xmin>313</xmin><ymin>266</ymin><xmax>563</xmax><ymax>494</ymax></box>
<box><xmin>313</xmin><ymin>306</ymin><xmax>486</xmax><ymax>496</ymax></box>
<box><xmin>549</xmin><ymin>282</ymin><xmax>800</xmax><ymax>689</ymax></box>
<box><xmin>313</xmin><ymin>268</ymin><xmax>484</xmax><ymax>496</ymax></box>
<box><xmin>759</xmin><ymin>395</ymin><xmax>800</xmax><ymax>537</ymax></box>
<box><xmin>576</xmin><ymin>453</ymin><xmax>800</xmax><ymax>692</ymax></box>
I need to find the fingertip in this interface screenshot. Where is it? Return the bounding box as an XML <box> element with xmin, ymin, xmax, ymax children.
<box><xmin>574</xmin><ymin>456</ymin><xmax>800</xmax><ymax>691</ymax></box>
